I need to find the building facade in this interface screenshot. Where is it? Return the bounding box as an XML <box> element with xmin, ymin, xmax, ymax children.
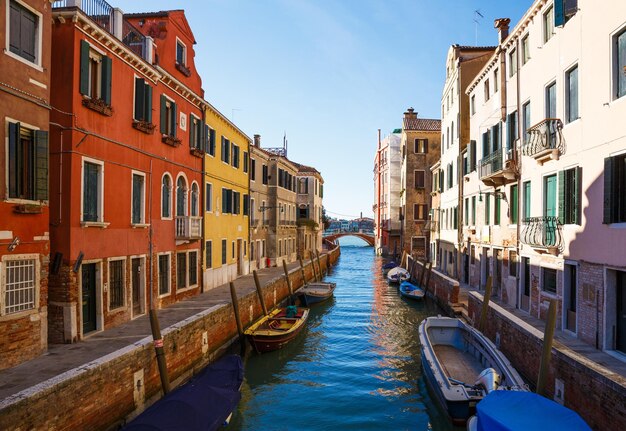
<box><xmin>48</xmin><ymin>4</ymin><xmax>205</xmax><ymax>342</ymax></box>
<box><xmin>0</xmin><ymin>0</ymin><xmax>52</xmax><ymax>370</ymax></box>
<box><xmin>249</xmin><ymin>135</ymin><xmax>269</xmax><ymax>271</ymax></box>
<box><xmin>400</xmin><ymin>108</ymin><xmax>441</xmax><ymax>260</ymax></box>
<box><xmin>295</xmin><ymin>163</ymin><xmax>324</xmax><ymax>258</ymax></box>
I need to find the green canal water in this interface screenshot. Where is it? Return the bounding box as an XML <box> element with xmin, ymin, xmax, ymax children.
<box><xmin>230</xmin><ymin>239</ymin><xmax>462</xmax><ymax>430</ymax></box>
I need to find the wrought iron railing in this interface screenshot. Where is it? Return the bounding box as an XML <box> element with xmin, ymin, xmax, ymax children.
<box><xmin>522</xmin><ymin>118</ymin><xmax>564</xmax><ymax>158</ymax></box>
<box><xmin>479</xmin><ymin>148</ymin><xmax>502</xmax><ymax>178</ymax></box>
<box><xmin>122</xmin><ymin>20</ymin><xmax>148</xmax><ymax>59</ymax></box>
<box><xmin>175</xmin><ymin>216</ymin><xmax>202</xmax><ymax>240</ymax></box>
<box><xmin>521</xmin><ymin>216</ymin><xmax>562</xmax><ymax>250</ymax></box>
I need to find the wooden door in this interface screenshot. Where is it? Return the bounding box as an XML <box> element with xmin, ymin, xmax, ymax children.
<box><xmin>82</xmin><ymin>263</ymin><xmax>97</xmax><ymax>334</ymax></box>
<box><xmin>617</xmin><ymin>271</ymin><xmax>626</xmax><ymax>354</ymax></box>
<box><xmin>131</xmin><ymin>258</ymin><xmax>142</xmax><ymax>317</ymax></box>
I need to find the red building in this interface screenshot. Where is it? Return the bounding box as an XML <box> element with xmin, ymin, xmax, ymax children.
<box><xmin>49</xmin><ymin>2</ymin><xmax>208</xmax><ymax>342</ymax></box>
<box><xmin>0</xmin><ymin>0</ymin><xmax>51</xmax><ymax>370</ymax></box>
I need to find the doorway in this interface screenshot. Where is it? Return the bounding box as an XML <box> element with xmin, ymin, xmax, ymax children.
<box><xmin>237</xmin><ymin>239</ymin><xmax>243</xmax><ymax>276</ymax></box>
<box><xmin>544</xmin><ymin>174</ymin><xmax>557</xmax><ymax>246</ymax></box>
<box><xmin>82</xmin><ymin>263</ymin><xmax>97</xmax><ymax>334</ymax></box>
<box><xmin>617</xmin><ymin>271</ymin><xmax>626</xmax><ymax>354</ymax></box>
<box><xmin>463</xmin><ymin>252</ymin><xmax>469</xmax><ymax>284</ymax></box>
<box><xmin>481</xmin><ymin>247</ymin><xmax>489</xmax><ymax>290</ymax></box>
<box><xmin>494</xmin><ymin>249</ymin><xmax>502</xmax><ymax>298</ymax></box>
<box><xmin>563</xmin><ymin>263</ymin><xmax>577</xmax><ymax>333</ymax></box>
<box><xmin>520</xmin><ymin>257</ymin><xmax>531</xmax><ymax>312</ymax></box>
<box><xmin>131</xmin><ymin>257</ymin><xmax>145</xmax><ymax>318</ymax></box>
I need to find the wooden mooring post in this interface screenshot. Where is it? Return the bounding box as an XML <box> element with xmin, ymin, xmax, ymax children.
<box><xmin>299</xmin><ymin>257</ymin><xmax>308</xmax><ymax>286</ymax></box>
<box><xmin>315</xmin><ymin>249</ymin><xmax>323</xmax><ymax>277</ymax></box>
<box><xmin>282</xmin><ymin>260</ymin><xmax>295</xmax><ymax>304</ymax></box>
<box><xmin>310</xmin><ymin>250</ymin><xmax>319</xmax><ymax>282</ymax></box>
<box><xmin>419</xmin><ymin>259</ymin><xmax>427</xmax><ymax>287</ymax></box>
<box><xmin>253</xmin><ymin>270</ymin><xmax>268</xmax><ymax>316</ymax></box>
<box><xmin>229</xmin><ymin>282</ymin><xmax>244</xmax><ymax>344</ymax></box>
<box><xmin>149</xmin><ymin>309</ymin><xmax>171</xmax><ymax>394</ymax></box>
<box><xmin>479</xmin><ymin>276</ymin><xmax>493</xmax><ymax>333</ymax></box>
<box><xmin>537</xmin><ymin>299</ymin><xmax>557</xmax><ymax>396</ymax></box>
<box><xmin>424</xmin><ymin>262</ymin><xmax>433</xmax><ymax>292</ymax></box>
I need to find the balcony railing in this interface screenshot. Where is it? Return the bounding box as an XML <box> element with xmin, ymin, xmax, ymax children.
<box><xmin>53</xmin><ymin>0</ymin><xmax>151</xmax><ymax>62</ymax></box>
<box><xmin>478</xmin><ymin>148</ymin><xmax>516</xmax><ymax>186</ymax></box>
<box><xmin>175</xmin><ymin>216</ymin><xmax>202</xmax><ymax>240</ymax></box>
<box><xmin>522</xmin><ymin>118</ymin><xmax>564</xmax><ymax>162</ymax></box>
<box><xmin>521</xmin><ymin>216</ymin><xmax>562</xmax><ymax>253</ymax></box>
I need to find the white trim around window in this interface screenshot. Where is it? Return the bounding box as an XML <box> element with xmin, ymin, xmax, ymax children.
<box><xmin>107</xmin><ymin>256</ymin><xmax>126</xmax><ymax>313</ymax></box>
<box><xmin>80</xmin><ymin>156</ymin><xmax>108</xmax><ymax>227</ymax></box>
<box><xmin>175</xmin><ymin>36</ymin><xmax>187</xmax><ymax>66</ymax></box>
<box><xmin>161</xmin><ymin>171</ymin><xmax>173</xmax><ymax>220</ymax></box>
<box><xmin>131</xmin><ymin>170</ymin><xmax>148</xmax><ymax>227</ymax></box>
<box><xmin>205</xmin><ymin>182</ymin><xmax>213</xmax><ymax>213</ymax></box>
<box><xmin>157</xmin><ymin>252</ymin><xmax>172</xmax><ymax>297</ymax></box>
<box><xmin>0</xmin><ymin>253</ymin><xmax>40</xmax><ymax>319</ymax></box>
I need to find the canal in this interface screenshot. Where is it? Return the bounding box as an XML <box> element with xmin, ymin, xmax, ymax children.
<box><xmin>230</xmin><ymin>238</ymin><xmax>460</xmax><ymax>431</ymax></box>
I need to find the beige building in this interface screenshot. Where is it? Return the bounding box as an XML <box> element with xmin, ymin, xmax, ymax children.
<box><xmin>295</xmin><ymin>163</ymin><xmax>324</xmax><ymax>258</ymax></box>
<box><xmin>249</xmin><ymin>135</ymin><xmax>270</xmax><ymax>271</ymax></box>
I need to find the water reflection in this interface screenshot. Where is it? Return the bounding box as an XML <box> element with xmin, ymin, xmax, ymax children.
<box><xmin>230</xmin><ymin>245</ymin><xmax>463</xmax><ymax>430</ymax></box>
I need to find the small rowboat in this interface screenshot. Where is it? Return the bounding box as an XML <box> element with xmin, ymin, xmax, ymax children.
<box><xmin>382</xmin><ymin>261</ymin><xmax>398</xmax><ymax>276</ymax></box>
<box><xmin>399</xmin><ymin>280</ymin><xmax>425</xmax><ymax>300</ymax></box>
<box><xmin>387</xmin><ymin>266</ymin><xmax>410</xmax><ymax>284</ymax></box>
<box><xmin>244</xmin><ymin>306</ymin><xmax>309</xmax><ymax>353</ymax></box>
<box><xmin>298</xmin><ymin>282</ymin><xmax>336</xmax><ymax>306</ymax></box>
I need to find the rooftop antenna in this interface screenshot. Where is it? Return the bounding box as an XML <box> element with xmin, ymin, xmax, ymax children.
<box><xmin>473</xmin><ymin>9</ymin><xmax>484</xmax><ymax>45</ymax></box>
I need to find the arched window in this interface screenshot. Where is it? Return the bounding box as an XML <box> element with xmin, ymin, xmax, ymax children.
<box><xmin>190</xmin><ymin>183</ymin><xmax>199</xmax><ymax>216</ymax></box>
<box><xmin>162</xmin><ymin>175</ymin><xmax>171</xmax><ymax>218</ymax></box>
<box><xmin>176</xmin><ymin>176</ymin><xmax>187</xmax><ymax>217</ymax></box>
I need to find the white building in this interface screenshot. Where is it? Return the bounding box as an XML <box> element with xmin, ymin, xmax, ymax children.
<box><xmin>374</xmin><ymin>131</ymin><xmax>402</xmax><ymax>256</ymax></box>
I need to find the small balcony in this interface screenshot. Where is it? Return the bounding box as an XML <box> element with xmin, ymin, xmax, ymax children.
<box><xmin>175</xmin><ymin>216</ymin><xmax>202</xmax><ymax>240</ymax></box>
<box><xmin>522</xmin><ymin>119</ymin><xmax>564</xmax><ymax>165</ymax></box>
<box><xmin>479</xmin><ymin>148</ymin><xmax>516</xmax><ymax>187</ymax></box>
<box><xmin>521</xmin><ymin>216</ymin><xmax>562</xmax><ymax>255</ymax></box>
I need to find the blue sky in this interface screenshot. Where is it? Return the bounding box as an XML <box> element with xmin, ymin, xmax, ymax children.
<box><xmin>124</xmin><ymin>0</ymin><xmax>530</xmax><ymax>219</ymax></box>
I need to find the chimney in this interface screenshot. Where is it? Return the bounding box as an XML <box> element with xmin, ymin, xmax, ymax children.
<box><xmin>403</xmin><ymin>107</ymin><xmax>418</xmax><ymax>119</ymax></box>
<box><xmin>494</xmin><ymin>18</ymin><xmax>511</xmax><ymax>43</ymax></box>
<box><xmin>253</xmin><ymin>134</ymin><xmax>261</xmax><ymax>147</ymax></box>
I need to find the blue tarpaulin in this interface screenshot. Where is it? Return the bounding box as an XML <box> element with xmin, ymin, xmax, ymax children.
<box><xmin>476</xmin><ymin>391</ymin><xmax>592</xmax><ymax>431</ymax></box>
<box><xmin>124</xmin><ymin>354</ymin><xmax>244</xmax><ymax>431</ymax></box>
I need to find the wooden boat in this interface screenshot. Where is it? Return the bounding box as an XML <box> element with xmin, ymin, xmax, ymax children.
<box><xmin>244</xmin><ymin>306</ymin><xmax>310</xmax><ymax>353</ymax></box>
<box><xmin>467</xmin><ymin>390</ymin><xmax>592</xmax><ymax>431</ymax></box>
<box><xmin>124</xmin><ymin>354</ymin><xmax>244</xmax><ymax>431</ymax></box>
<box><xmin>298</xmin><ymin>282</ymin><xmax>336</xmax><ymax>306</ymax></box>
<box><xmin>418</xmin><ymin>316</ymin><xmax>526</xmax><ymax>426</ymax></box>
<box><xmin>387</xmin><ymin>266</ymin><xmax>410</xmax><ymax>284</ymax></box>
<box><xmin>399</xmin><ymin>280</ymin><xmax>425</xmax><ymax>300</ymax></box>
<box><xmin>382</xmin><ymin>261</ymin><xmax>398</xmax><ymax>276</ymax></box>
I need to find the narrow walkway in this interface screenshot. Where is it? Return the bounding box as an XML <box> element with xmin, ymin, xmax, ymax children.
<box><xmin>0</xmin><ymin>257</ymin><xmax>324</xmax><ymax>401</ymax></box>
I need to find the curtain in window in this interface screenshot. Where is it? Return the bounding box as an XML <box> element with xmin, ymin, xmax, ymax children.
<box><xmin>176</xmin><ymin>177</ymin><xmax>187</xmax><ymax>216</ymax></box>
<box><xmin>83</xmin><ymin>162</ymin><xmax>99</xmax><ymax>222</ymax></box>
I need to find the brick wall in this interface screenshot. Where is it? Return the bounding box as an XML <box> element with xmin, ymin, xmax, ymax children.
<box><xmin>408</xmin><ymin>256</ymin><xmax>459</xmax><ymax>313</ymax></box>
<box><xmin>468</xmin><ymin>292</ymin><xmax>626</xmax><ymax>431</ymax></box>
<box><xmin>0</xmin><ymin>248</ymin><xmax>340</xmax><ymax>430</ymax></box>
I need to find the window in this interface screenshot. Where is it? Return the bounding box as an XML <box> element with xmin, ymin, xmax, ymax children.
<box><xmin>495</xmin><ymin>193</ymin><xmax>501</xmax><ymax>225</ymax></box>
<box><xmin>471</xmin><ymin>196</ymin><xmax>476</xmax><ymax>225</ymax></box>
<box><xmin>176</xmin><ymin>177</ymin><xmax>187</xmax><ymax>217</ymax></box>
<box><xmin>189</xmin><ymin>115</ymin><xmax>202</xmax><ymax>150</ymax></box>
<box><xmin>189</xmin><ymin>251</ymin><xmax>198</xmax><ymax>286</ymax></box>
<box><xmin>543</xmin><ymin>6</ymin><xmax>554</xmax><ymax>43</ymax></box>
<box><xmin>176</xmin><ymin>39</ymin><xmax>186</xmax><ymax>66</ymax></box>
<box><xmin>509</xmin><ymin>251</ymin><xmax>518</xmax><ymax>277</ymax></box>
<box><xmin>221</xmin><ymin>239</ymin><xmax>227</xmax><ymax>265</ymax></box>
<box><xmin>221</xmin><ymin>137</ymin><xmax>230</xmax><ymax>163</ymax></box>
<box><xmin>542</xmin><ymin>267</ymin><xmax>557</xmax><ymax>294</ymax></box>
<box><xmin>83</xmin><ymin>160</ymin><xmax>103</xmax><ymax>222</ymax></box>
<box><xmin>232</xmin><ymin>191</ymin><xmax>241</xmax><ymax>215</ymax></box>
<box><xmin>162</xmin><ymin>174</ymin><xmax>171</xmax><ymax>218</ymax></box>
<box><xmin>205</xmin><ymin>183</ymin><xmax>212</xmax><ymax>212</ymax></box>
<box><xmin>447</xmin><ymin>164</ymin><xmax>453</xmax><ymax>189</ymax></box>
<box><xmin>545</xmin><ymin>82</ymin><xmax>556</xmax><ymax>119</ymax></box>
<box><xmin>523</xmin><ymin>181</ymin><xmax>531</xmax><ymax>221</ymax></box>
<box><xmin>509</xmin><ymin>49</ymin><xmax>517</xmax><ymax>77</ymax></box>
<box><xmin>190</xmin><ymin>183</ymin><xmax>199</xmax><ymax>217</ymax></box>
<box><xmin>243</xmin><ymin>152</ymin><xmax>249</xmax><ymax>173</ymax></box>
<box><xmin>158</xmin><ymin>254</ymin><xmax>170</xmax><ymax>295</ymax></box>
<box><xmin>131</xmin><ymin>173</ymin><xmax>145</xmax><ymax>224</ymax></box>
<box><xmin>243</xmin><ymin>194</ymin><xmax>249</xmax><ymax>216</ymax></box>
<box><xmin>262</xmin><ymin>165</ymin><xmax>268</xmax><ymax>184</ymax></box>
<box><xmin>522</xmin><ymin>102</ymin><xmax>531</xmax><ymax>144</ymax></box>
<box><xmin>414</xmin><ymin>170</ymin><xmax>425</xmax><ymax>188</ymax></box>
<box><xmin>469</xmin><ymin>140</ymin><xmax>476</xmax><ymax>172</ymax></box>
<box><xmin>484</xmin><ymin>79</ymin><xmax>490</xmax><ymax>101</ymax></box>
<box><xmin>79</xmin><ymin>41</ymin><xmax>112</xmax><ymax>105</ymax></box>
<box><xmin>510</xmin><ymin>184</ymin><xmax>519</xmax><ymax>223</ymax></box>
<box><xmin>485</xmin><ymin>194</ymin><xmax>491</xmax><ymax>225</ymax></box>
<box><xmin>109</xmin><ymin>260</ymin><xmax>124</xmax><ymax>309</ymax></box>
<box><xmin>7</xmin><ymin>122</ymin><xmax>48</xmax><ymax>201</ymax></box>
<box><xmin>232</xmin><ymin>241</ymin><xmax>235</xmax><ymax>259</ymax></box>
<box><xmin>205</xmin><ymin>241</ymin><xmax>212</xmax><ymax>268</ymax></box>
<box><xmin>206</xmin><ymin>128</ymin><xmax>216</xmax><ymax>156</ymax></box>
<box><xmin>555</xmin><ymin>0</ymin><xmax>579</xmax><ymax>27</ymax></box>
<box><xmin>559</xmin><ymin>167</ymin><xmax>581</xmax><ymax>225</ymax></box>
<box><xmin>251</xmin><ymin>159</ymin><xmax>256</xmax><ymax>181</ymax></box>
<box><xmin>471</xmin><ymin>95</ymin><xmax>476</xmax><ymax>115</ymax></box>
<box><xmin>615</xmin><ymin>28</ymin><xmax>626</xmax><ymax>99</ymax></box>
<box><xmin>522</xmin><ymin>34</ymin><xmax>530</xmax><ymax>65</ymax></box>
<box><xmin>222</xmin><ymin>188</ymin><xmax>232</xmax><ymax>214</ymax></box>
<box><xmin>134</xmin><ymin>78</ymin><xmax>153</xmax><ymax>123</ymax></box>
<box><xmin>414</xmin><ymin>204</ymin><xmax>428</xmax><ymax>221</ymax></box>
<box><xmin>507</xmin><ymin>111</ymin><xmax>518</xmax><ymax>150</ymax></box>
<box><xmin>159</xmin><ymin>95</ymin><xmax>177</xmax><ymax>137</ymax></box>
<box><xmin>604</xmin><ymin>154</ymin><xmax>626</xmax><ymax>224</ymax></box>
<box><xmin>231</xmin><ymin>144</ymin><xmax>240</xmax><ymax>168</ymax></box>
<box><xmin>491</xmin><ymin>122</ymin><xmax>501</xmax><ymax>152</ymax></box>
<box><xmin>177</xmin><ymin>252</ymin><xmax>187</xmax><ymax>289</ymax></box>
<box><xmin>565</xmin><ymin>65</ymin><xmax>579</xmax><ymax>123</ymax></box>
<box><xmin>414</xmin><ymin>139</ymin><xmax>428</xmax><ymax>153</ymax></box>
<box><xmin>464</xmin><ymin>198</ymin><xmax>469</xmax><ymax>225</ymax></box>
<box><xmin>2</xmin><ymin>256</ymin><xmax>37</xmax><ymax>315</ymax></box>
<box><xmin>493</xmin><ymin>68</ymin><xmax>499</xmax><ymax>92</ymax></box>
<box><xmin>8</xmin><ymin>1</ymin><xmax>40</xmax><ymax>65</ymax></box>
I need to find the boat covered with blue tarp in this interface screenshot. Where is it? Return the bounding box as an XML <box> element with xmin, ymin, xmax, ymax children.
<box><xmin>468</xmin><ymin>390</ymin><xmax>592</xmax><ymax>431</ymax></box>
<box><xmin>124</xmin><ymin>354</ymin><xmax>244</xmax><ymax>431</ymax></box>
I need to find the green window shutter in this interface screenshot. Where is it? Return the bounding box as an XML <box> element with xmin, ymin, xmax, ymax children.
<box><xmin>603</xmin><ymin>157</ymin><xmax>614</xmax><ymax>224</ymax></box>
<box><xmin>555</xmin><ymin>0</ymin><xmax>565</xmax><ymax>27</ymax></box>
<box><xmin>189</xmin><ymin>118</ymin><xmax>194</xmax><ymax>148</ymax></box>
<box><xmin>203</xmin><ymin>123</ymin><xmax>209</xmax><ymax>153</ymax></box>
<box><xmin>506</xmin><ymin>113</ymin><xmax>512</xmax><ymax>150</ymax></box>
<box><xmin>558</xmin><ymin>170</ymin><xmax>565</xmax><ymax>223</ymax></box>
<box><xmin>145</xmin><ymin>84</ymin><xmax>152</xmax><ymax>123</ymax></box>
<box><xmin>79</xmin><ymin>40</ymin><xmax>90</xmax><ymax>95</ymax></box>
<box><xmin>134</xmin><ymin>78</ymin><xmax>145</xmax><ymax>121</ymax></box>
<box><xmin>210</xmin><ymin>129</ymin><xmax>216</xmax><ymax>155</ymax></box>
<box><xmin>511</xmin><ymin>185</ymin><xmax>518</xmax><ymax>223</ymax></box>
<box><xmin>482</xmin><ymin>132</ymin><xmax>489</xmax><ymax>157</ymax></box>
<box><xmin>222</xmin><ymin>189</ymin><xmax>228</xmax><ymax>213</ymax></box>
<box><xmin>171</xmin><ymin>102</ymin><xmax>177</xmax><ymax>137</ymax></box>
<box><xmin>8</xmin><ymin>122</ymin><xmax>19</xmax><ymax>197</ymax></box>
<box><xmin>495</xmin><ymin>195</ymin><xmax>501</xmax><ymax>225</ymax></box>
<box><xmin>485</xmin><ymin>195</ymin><xmax>491</xmax><ymax>224</ymax></box>
<box><xmin>34</xmin><ymin>131</ymin><xmax>49</xmax><ymax>201</ymax></box>
<box><xmin>574</xmin><ymin>166</ymin><xmax>582</xmax><ymax>225</ymax></box>
<box><xmin>101</xmin><ymin>56</ymin><xmax>112</xmax><ymax>105</ymax></box>
<box><xmin>159</xmin><ymin>95</ymin><xmax>167</xmax><ymax>134</ymax></box>
<box><xmin>470</xmin><ymin>140</ymin><xmax>476</xmax><ymax>171</ymax></box>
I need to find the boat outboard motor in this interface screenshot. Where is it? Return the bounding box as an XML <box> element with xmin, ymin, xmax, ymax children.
<box><xmin>474</xmin><ymin>368</ymin><xmax>501</xmax><ymax>393</ymax></box>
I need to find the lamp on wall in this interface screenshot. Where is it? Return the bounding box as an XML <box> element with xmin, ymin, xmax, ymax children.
<box><xmin>7</xmin><ymin>236</ymin><xmax>20</xmax><ymax>252</ymax></box>
<box><xmin>478</xmin><ymin>186</ymin><xmax>508</xmax><ymax>204</ymax></box>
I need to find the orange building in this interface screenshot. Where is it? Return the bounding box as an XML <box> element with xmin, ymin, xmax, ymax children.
<box><xmin>0</xmin><ymin>0</ymin><xmax>52</xmax><ymax>370</ymax></box>
<box><xmin>49</xmin><ymin>3</ymin><xmax>208</xmax><ymax>341</ymax></box>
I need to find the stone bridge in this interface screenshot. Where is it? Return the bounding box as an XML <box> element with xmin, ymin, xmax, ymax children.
<box><xmin>323</xmin><ymin>231</ymin><xmax>375</xmax><ymax>246</ymax></box>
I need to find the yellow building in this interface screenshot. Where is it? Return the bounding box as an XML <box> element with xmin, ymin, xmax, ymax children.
<box><xmin>203</xmin><ymin>104</ymin><xmax>251</xmax><ymax>290</ymax></box>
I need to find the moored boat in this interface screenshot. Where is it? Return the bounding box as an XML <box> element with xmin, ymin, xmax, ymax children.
<box><xmin>418</xmin><ymin>316</ymin><xmax>526</xmax><ymax>426</ymax></box>
<box><xmin>387</xmin><ymin>266</ymin><xmax>410</xmax><ymax>284</ymax></box>
<box><xmin>124</xmin><ymin>354</ymin><xmax>244</xmax><ymax>431</ymax></box>
<box><xmin>399</xmin><ymin>280</ymin><xmax>425</xmax><ymax>300</ymax></box>
<box><xmin>382</xmin><ymin>261</ymin><xmax>398</xmax><ymax>276</ymax></box>
<box><xmin>298</xmin><ymin>282</ymin><xmax>336</xmax><ymax>306</ymax></box>
<box><xmin>244</xmin><ymin>306</ymin><xmax>310</xmax><ymax>353</ymax></box>
<box><xmin>466</xmin><ymin>390</ymin><xmax>592</xmax><ymax>431</ymax></box>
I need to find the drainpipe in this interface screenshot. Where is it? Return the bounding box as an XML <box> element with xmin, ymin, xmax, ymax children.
<box><xmin>456</xmin><ymin>67</ymin><xmax>464</xmax><ymax>281</ymax></box>
<box><xmin>515</xmin><ymin>36</ymin><xmax>523</xmax><ymax>309</ymax></box>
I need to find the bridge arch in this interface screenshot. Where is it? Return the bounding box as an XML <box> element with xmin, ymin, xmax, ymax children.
<box><xmin>324</xmin><ymin>232</ymin><xmax>375</xmax><ymax>247</ymax></box>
